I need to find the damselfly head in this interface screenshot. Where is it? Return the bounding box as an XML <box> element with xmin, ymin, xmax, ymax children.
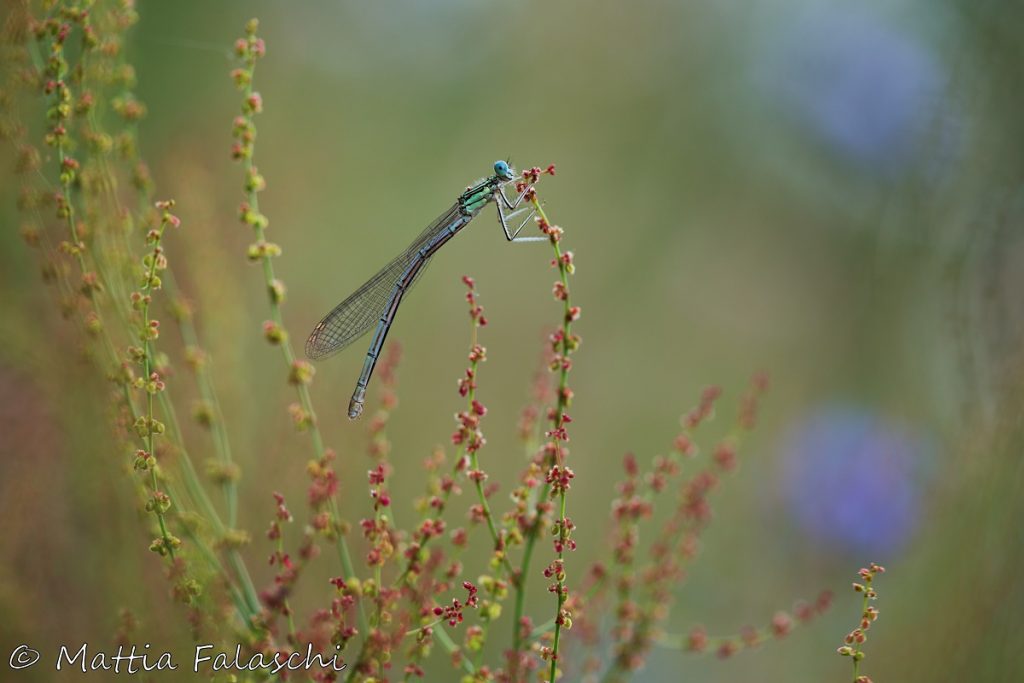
<box><xmin>493</xmin><ymin>159</ymin><xmax>515</xmax><ymax>182</ymax></box>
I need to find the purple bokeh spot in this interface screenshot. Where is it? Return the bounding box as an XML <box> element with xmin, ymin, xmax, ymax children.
<box><xmin>765</xmin><ymin>7</ymin><xmax>947</xmax><ymax>172</ymax></box>
<box><xmin>781</xmin><ymin>405</ymin><xmax>931</xmax><ymax>557</ymax></box>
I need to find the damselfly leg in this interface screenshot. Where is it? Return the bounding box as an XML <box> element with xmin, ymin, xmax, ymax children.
<box><xmin>496</xmin><ymin>183</ymin><xmax>544</xmax><ymax>242</ymax></box>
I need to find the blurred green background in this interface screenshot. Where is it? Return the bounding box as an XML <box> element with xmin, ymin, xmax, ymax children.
<box><xmin>2</xmin><ymin>0</ymin><xmax>1023</xmax><ymax>681</ymax></box>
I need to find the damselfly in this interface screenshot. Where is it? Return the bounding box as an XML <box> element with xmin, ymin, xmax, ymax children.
<box><xmin>306</xmin><ymin>160</ymin><xmax>545</xmax><ymax>419</ymax></box>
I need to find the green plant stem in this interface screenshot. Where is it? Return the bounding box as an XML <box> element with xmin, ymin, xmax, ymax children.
<box><xmin>394</xmin><ymin>319</ymin><xmax>514</xmax><ymax>588</ymax></box>
<box><xmin>45</xmin><ymin>215</ymin><xmax>258</xmax><ymax>624</ymax></box>
<box><xmin>512</xmin><ymin>522</ymin><xmax>540</xmax><ymax>661</ymax></box>
<box><xmin>465</xmin><ymin>319</ymin><xmax>516</xmax><ymax>579</ymax></box>
<box><xmin>85</xmin><ymin>60</ymin><xmax>262</xmax><ymax>625</ymax></box>
<box><xmin>138</xmin><ymin>215</ymin><xmax>176</xmax><ymax>560</ymax></box>
<box><xmin>435</xmin><ymin>626</ymin><xmax>475</xmax><ymax>676</ymax></box>
<box><xmin>852</xmin><ymin>589</ymin><xmax>869</xmax><ymax>682</ymax></box>
<box><xmin>163</xmin><ymin>270</ymin><xmax>240</xmax><ymax>528</ymax></box>
<box><xmin>237</xmin><ymin>40</ymin><xmax>364</xmax><ymax>633</ymax></box>
<box><xmin>507</xmin><ymin>192</ymin><xmax>575</xmax><ymax>682</ymax></box>
<box><xmin>599</xmin><ymin>425</ymin><xmax>709</xmax><ymax>682</ymax></box>
<box><xmin>394</xmin><ymin>447</ymin><xmax>464</xmax><ymax>586</ymax></box>
<box><xmin>96</xmin><ymin>48</ymin><xmax>256</xmax><ymax>610</ymax></box>
<box><xmin>546</xmin><ymin>207</ymin><xmax>573</xmax><ymax>683</ymax></box>
<box><xmin>23</xmin><ymin>6</ymin><xmax>265</xmax><ymax>634</ymax></box>
<box><xmin>462</xmin><ymin>320</ymin><xmax>514</xmax><ymax>669</ymax></box>
<box><xmin>548</xmin><ymin>501</ymin><xmax>567</xmax><ymax>682</ymax></box>
<box><xmin>374</xmin><ymin>510</ymin><xmax>385</xmax><ymax>676</ymax></box>
<box><xmin>155</xmin><ymin>388</ymin><xmax>262</xmax><ymax>615</ymax></box>
<box><xmin>114</xmin><ymin>378</ymin><xmax>257</xmax><ymax>628</ymax></box>
<box><xmin>46</xmin><ymin>29</ymin><xmax>164</xmax><ymax>564</ymax></box>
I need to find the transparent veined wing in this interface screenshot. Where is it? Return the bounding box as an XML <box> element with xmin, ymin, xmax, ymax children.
<box><xmin>305</xmin><ymin>202</ymin><xmax>462</xmax><ymax>360</ymax></box>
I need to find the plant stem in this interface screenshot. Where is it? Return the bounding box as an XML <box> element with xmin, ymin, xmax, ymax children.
<box><xmin>138</xmin><ymin>212</ymin><xmax>175</xmax><ymax>560</ymax></box>
<box><xmin>164</xmin><ymin>270</ymin><xmax>240</xmax><ymax>528</ymax></box>
<box><xmin>511</xmin><ymin>185</ymin><xmax>575</xmax><ymax>681</ymax></box>
<box><xmin>852</xmin><ymin>589</ymin><xmax>870</xmax><ymax>682</ymax></box>
<box><xmin>465</xmin><ymin>319</ymin><xmax>516</xmax><ymax>579</ymax></box>
<box><xmin>531</xmin><ymin>192</ymin><xmax>576</xmax><ymax>683</ymax></box>
<box><xmin>233</xmin><ymin>22</ymin><xmax>364</xmax><ymax>634</ymax></box>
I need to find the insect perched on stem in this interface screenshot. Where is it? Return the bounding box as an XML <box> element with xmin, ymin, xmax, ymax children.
<box><xmin>306</xmin><ymin>160</ymin><xmax>545</xmax><ymax>419</ymax></box>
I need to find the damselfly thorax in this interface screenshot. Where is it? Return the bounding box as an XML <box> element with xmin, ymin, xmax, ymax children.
<box><xmin>306</xmin><ymin>160</ymin><xmax>545</xmax><ymax>419</ymax></box>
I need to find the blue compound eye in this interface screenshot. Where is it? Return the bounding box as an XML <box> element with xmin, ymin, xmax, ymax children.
<box><xmin>494</xmin><ymin>160</ymin><xmax>513</xmax><ymax>179</ymax></box>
